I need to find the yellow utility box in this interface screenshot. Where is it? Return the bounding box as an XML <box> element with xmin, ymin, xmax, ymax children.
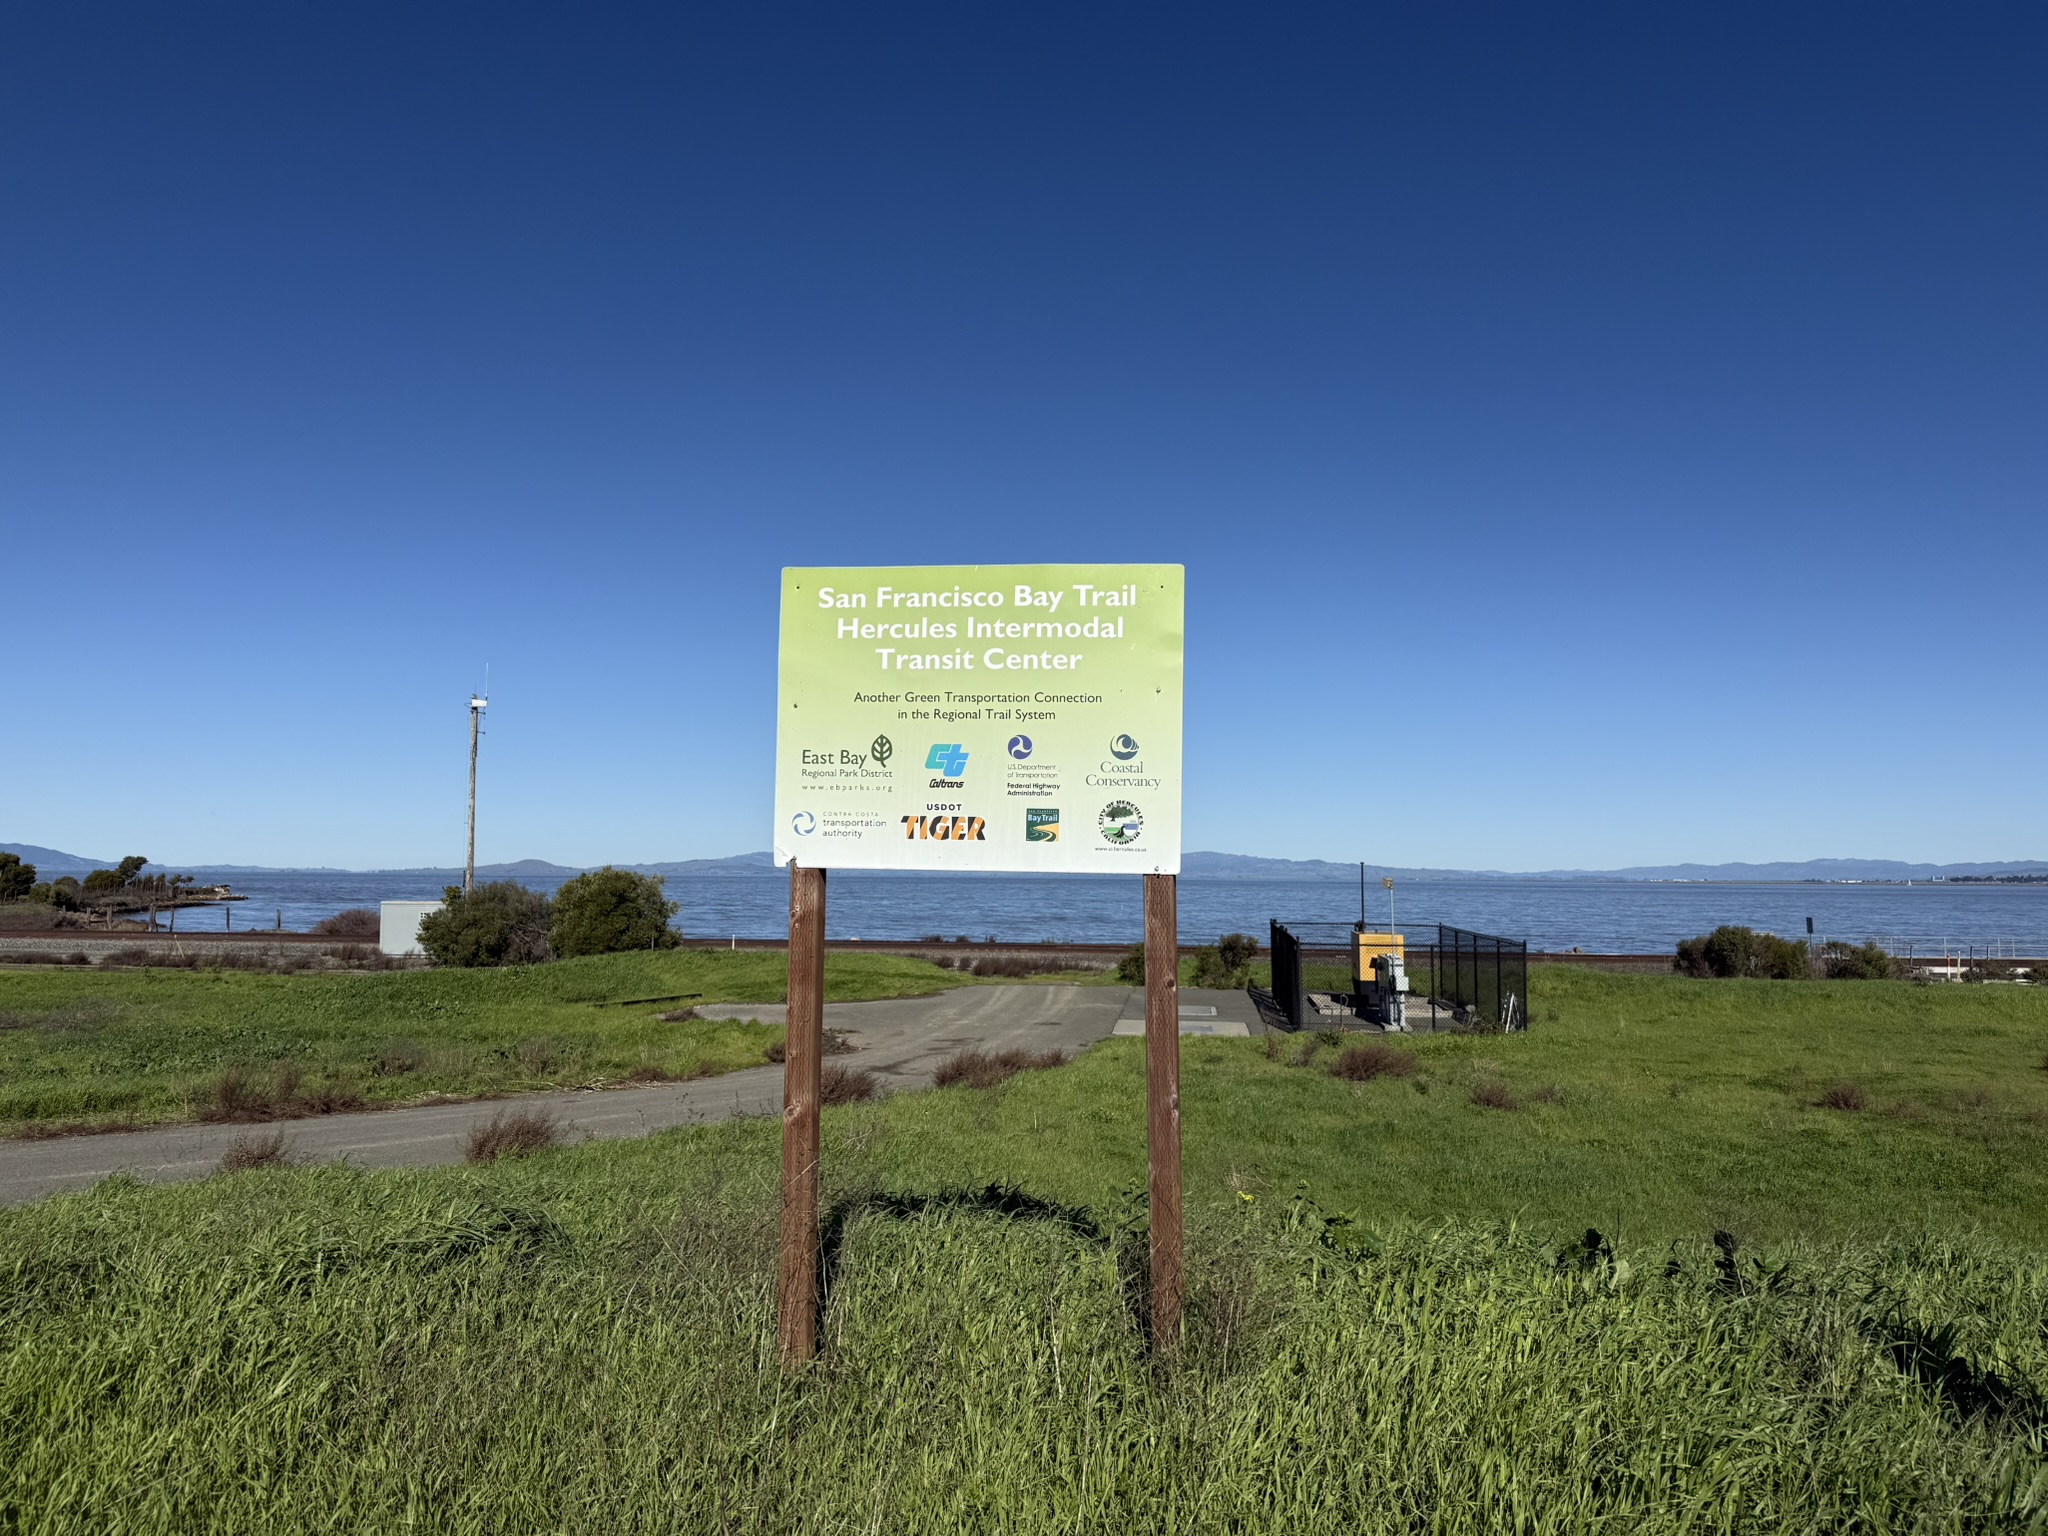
<box><xmin>1351</xmin><ymin>933</ymin><xmax>1400</xmax><ymax>978</ymax></box>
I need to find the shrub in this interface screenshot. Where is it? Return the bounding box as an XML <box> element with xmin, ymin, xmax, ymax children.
<box><xmin>1217</xmin><ymin>932</ymin><xmax>1259</xmax><ymax>973</ymax></box>
<box><xmin>1191</xmin><ymin>933</ymin><xmax>1262</xmax><ymax>989</ymax></box>
<box><xmin>372</xmin><ymin>1040</ymin><xmax>423</xmax><ymax>1077</ymax></box>
<box><xmin>465</xmin><ymin>1108</ymin><xmax>565</xmax><ymax>1162</ymax></box>
<box><xmin>1470</xmin><ymin>1081</ymin><xmax>1520</xmax><ymax>1111</ymax></box>
<box><xmin>1819</xmin><ymin>940</ymin><xmax>1897</xmax><ymax>981</ymax></box>
<box><xmin>932</xmin><ymin>1047</ymin><xmax>1068</xmax><ymax>1090</ymax></box>
<box><xmin>819</xmin><ymin>1064</ymin><xmax>882</xmax><ymax>1104</ymax></box>
<box><xmin>216</xmin><ymin>1130</ymin><xmax>295</xmax><ymax>1174</ymax></box>
<box><xmin>418</xmin><ymin>882</ymin><xmax>552</xmax><ymax>968</ymax></box>
<box><xmin>1115</xmin><ymin>943</ymin><xmax>1145</xmax><ymax>983</ymax></box>
<box><xmin>1675</xmin><ymin>926</ymin><xmax>1810</xmax><ymax>979</ymax></box>
<box><xmin>1815</xmin><ymin>1081</ymin><xmax>1868</xmax><ymax>1112</ymax></box>
<box><xmin>1329</xmin><ymin>1042</ymin><xmax>1418</xmax><ymax>1082</ymax></box>
<box><xmin>548</xmin><ymin>867</ymin><xmax>680</xmax><ymax>958</ymax></box>
<box><xmin>311</xmin><ymin>908</ymin><xmax>380</xmax><ymax>938</ymax></box>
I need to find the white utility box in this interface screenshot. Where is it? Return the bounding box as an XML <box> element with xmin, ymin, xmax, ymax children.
<box><xmin>379</xmin><ymin>900</ymin><xmax>443</xmax><ymax>957</ymax></box>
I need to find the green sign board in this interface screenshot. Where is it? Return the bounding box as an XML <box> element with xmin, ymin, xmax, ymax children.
<box><xmin>774</xmin><ymin>564</ymin><xmax>1184</xmax><ymax>874</ymax></box>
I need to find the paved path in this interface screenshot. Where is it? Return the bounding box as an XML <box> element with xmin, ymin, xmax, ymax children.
<box><xmin>0</xmin><ymin>984</ymin><xmax>1136</xmax><ymax>1206</ymax></box>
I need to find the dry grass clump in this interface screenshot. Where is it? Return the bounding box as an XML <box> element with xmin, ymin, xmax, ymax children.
<box><xmin>1328</xmin><ymin>1042</ymin><xmax>1418</xmax><ymax>1082</ymax></box>
<box><xmin>198</xmin><ymin>1064</ymin><xmax>364</xmax><ymax>1123</ymax></box>
<box><xmin>932</xmin><ymin>1047</ymin><xmax>1068</xmax><ymax>1091</ymax></box>
<box><xmin>819</xmin><ymin>1064</ymin><xmax>883</xmax><ymax>1104</ymax></box>
<box><xmin>1469</xmin><ymin>1080</ymin><xmax>1520</xmax><ymax>1111</ymax></box>
<box><xmin>0</xmin><ymin>949</ymin><xmax>90</xmax><ymax>965</ymax></box>
<box><xmin>216</xmin><ymin>1129</ymin><xmax>296</xmax><ymax>1174</ymax></box>
<box><xmin>1815</xmin><ymin>1081</ymin><xmax>1869</xmax><ymax>1112</ymax></box>
<box><xmin>310</xmin><ymin>908</ymin><xmax>380</xmax><ymax>938</ymax></box>
<box><xmin>464</xmin><ymin>1107</ymin><xmax>565</xmax><ymax>1162</ymax></box>
<box><xmin>765</xmin><ymin>1030</ymin><xmax>856</xmax><ymax>1064</ymax></box>
<box><xmin>949</xmin><ymin>954</ymin><xmax>1096</xmax><ymax>978</ymax></box>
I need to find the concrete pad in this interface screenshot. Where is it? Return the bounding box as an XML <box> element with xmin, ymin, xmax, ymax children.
<box><xmin>1111</xmin><ymin>1018</ymin><xmax>1250</xmax><ymax>1037</ymax></box>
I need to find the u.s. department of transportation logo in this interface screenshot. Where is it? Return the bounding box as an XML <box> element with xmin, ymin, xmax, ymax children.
<box><xmin>870</xmin><ymin>734</ymin><xmax>893</xmax><ymax>766</ymax></box>
<box><xmin>1098</xmin><ymin>800</ymin><xmax>1142</xmax><ymax>845</ymax></box>
<box><xmin>1025</xmin><ymin>807</ymin><xmax>1059</xmax><ymax>842</ymax></box>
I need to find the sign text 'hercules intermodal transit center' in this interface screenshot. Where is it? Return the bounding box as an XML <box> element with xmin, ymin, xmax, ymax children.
<box><xmin>773</xmin><ymin>564</ymin><xmax>1185</xmax><ymax>875</ymax></box>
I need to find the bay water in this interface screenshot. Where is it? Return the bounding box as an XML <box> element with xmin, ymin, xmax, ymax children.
<box><xmin>171</xmin><ymin>869</ymin><xmax>2048</xmax><ymax>956</ymax></box>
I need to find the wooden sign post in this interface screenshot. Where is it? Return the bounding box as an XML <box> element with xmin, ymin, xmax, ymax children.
<box><xmin>1143</xmin><ymin>871</ymin><xmax>1182</xmax><ymax>1348</ymax></box>
<box><xmin>777</xmin><ymin>862</ymin><xmax>826</xmax><ymax>1367</ymax></box>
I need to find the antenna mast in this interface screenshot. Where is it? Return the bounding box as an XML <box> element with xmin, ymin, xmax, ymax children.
<box><xmin>465</xmin><ymin>682</ymin><xmax>489</xmax><ymax>893</ymax></box>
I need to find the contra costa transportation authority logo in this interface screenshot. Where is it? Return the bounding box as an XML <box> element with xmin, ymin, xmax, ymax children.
<box><xmin>1098</xmin><ymin>800</ymin><xmax>1142</xmax><ymax>845</ymax></box>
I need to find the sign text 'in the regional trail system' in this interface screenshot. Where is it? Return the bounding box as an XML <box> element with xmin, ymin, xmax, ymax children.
<box><xmin>772</xmin><ymin>564</ymin><xmax>1184</xmax><ymax>876</ymax></box>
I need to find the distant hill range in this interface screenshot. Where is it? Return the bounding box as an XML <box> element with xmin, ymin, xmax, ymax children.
<box><xmin>8</xmin><ymin>844</ymin><xmax>2047</xmax><ymax>884</ymax></box>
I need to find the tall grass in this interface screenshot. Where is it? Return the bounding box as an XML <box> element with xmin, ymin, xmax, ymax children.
<box><xmin>3</xmin><ymin>1138</ymin><xmax>2046</xmax><ymax>1531</ymax></box>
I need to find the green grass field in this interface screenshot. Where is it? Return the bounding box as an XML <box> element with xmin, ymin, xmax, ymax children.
<box><xmin>6</xmin><ymin>967</ymin><xmax>2048</xmax><ymax>1529</ymax></box>
<box><xmin>0</xmin><ymin>950</ymin><xmax>967</xmax><ymax>1133</ymax></box>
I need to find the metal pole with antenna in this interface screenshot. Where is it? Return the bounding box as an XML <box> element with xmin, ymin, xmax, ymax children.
<box><xmin>466</xmin><ymin>682</ymin><xmax>488</xmax><ymax>894</ymax></box>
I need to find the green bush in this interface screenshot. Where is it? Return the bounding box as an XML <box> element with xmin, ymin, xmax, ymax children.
<box><xmin>1674</xmin><ymin>925</ymin><xmax>1809</xmax><ymax>980</ymax></box>
<box><xmin>1819</xmin><ymin>940</ymin><xmax>1898</xmax><ymax>981</ymax></box>
<box><xmin>548</xmin><ymin>867</ymin><xmax>679</xmax><ymax>958</ymax></box>
<box><xmin>0</xmin><ymin>853</ymin><xmax>34</xmax><ymax>902</ymax></box>
<box><xmin>1115</xmin><ymin>943</ymin><xmax>1145</xmax><ymax>984</ymax></box>
<box><xmin>417</xmin><ymin>882</ymin><xmax>553</xmax><ymax>968</ymax></box>
<box><xmin>1192</xmin><ymin>932</ymin><xmax>1261</xmax><ymax>989</ymax></box>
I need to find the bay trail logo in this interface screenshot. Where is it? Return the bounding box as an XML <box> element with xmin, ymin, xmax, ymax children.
<box><xmin>1099</xmin><ymin>800</ymin><xmax>1142</xmax><ymax>845</ymax></box>
<box><xmin>791</xmin><ymin>811</ymin><xmax>816</xmax><ymax>835</ymax></box>
<box><xmin>1007</xmin><ymin>734</ymin><xmax>1033</xmax><ymax>760</ymax></box>
<box><xmin>924</xmin><ymin>743</ymin><xmax>969</xmax><ymax>776</ymax></box>
<box><xmin>870</xmin><ymin>735</ymin><xmax>893</xmax><ymax>767</ymax></box>
<box><xmin>1025</xmin><ymin>807</ymin><xmax>1059</xmax><ymax>842</ymax></box>
<box><xmin>1109</xmin><ymin>734</ymin><xmax>1140</xmax><ymax>761</ymax></box>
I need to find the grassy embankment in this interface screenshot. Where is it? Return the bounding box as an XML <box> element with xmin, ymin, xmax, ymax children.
<box><xmin>0</xmin><ymin>950</ymin><xmax>974</xmax><ymax>1134</ymax></box>
<box><xmin>5</xmin><ymin>969</ymin><xmax>2048</xmax><ymax>1528</ymax></box>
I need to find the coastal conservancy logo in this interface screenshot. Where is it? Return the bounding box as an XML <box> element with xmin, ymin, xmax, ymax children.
<box><xmin>1099</xmin><ymin>800</ymin><xmax>1142</xmax><ymax>846</ymax></box>
<box><xmin>870</xmin><ymin>734</ymin><xmax>893</xmax><ymax>766</ymax></box>
<box><xmin>1007</xmin><ymin>734</ymin><xmax>1033</xmax><ymax>760</ymax></box>
<box><xmin>1025</xmin><ymin>807</ymin><xmax>1060</xmax><ymax>842</ymax></box>
<box><xmin>1110</xmin><ymin>733</ymin><xmax>1140</xmax><ymax>761</ymax></box>
<box><xmin>925</xmin><ymin>742</ymin><xmax>968</xmax><ymax>788</ymax></box>
<box><xmin>791</xmin><ymin>811</ymin><xmax>816</xmax><ymax>835</ymax></box>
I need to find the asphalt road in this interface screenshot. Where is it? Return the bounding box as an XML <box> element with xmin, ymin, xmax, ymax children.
<box><xmin>0</xmin><ymin>983</ymin><xmax>1175</xmax><ymax>1206</ymax></box>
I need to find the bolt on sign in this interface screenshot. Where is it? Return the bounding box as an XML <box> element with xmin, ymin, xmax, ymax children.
<box><xmin>774</xmin><ymin>564</ymin><xmax>1184</xmax><ymax>875</ymax></box>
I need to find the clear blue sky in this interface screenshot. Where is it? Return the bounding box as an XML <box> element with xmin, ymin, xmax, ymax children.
<box><xmin>5</xmin><ymin>3</ymin><xmax>2043</xmax><ymax>871</ymax></box>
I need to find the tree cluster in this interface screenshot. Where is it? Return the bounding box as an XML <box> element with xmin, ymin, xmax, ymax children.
<box><xmin>3</xmin><ymin>853</ymin><xmax>192</xmax><ymax>912</ymax></box>
<box><xmin>416</xmin><ymin>868</ymin><xmax>681</xmax><ymax>968</ymax></box>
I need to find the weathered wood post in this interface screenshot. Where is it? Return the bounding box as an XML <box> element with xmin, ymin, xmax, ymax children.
<box><xmin>1144</xmin><ymin>870</ymin><xmax>1182</xmax><ymax>1349</ymax></box>
<box><xmin>778</xmin><ymin>861</ymin><xmax>827</xmax><ymax>1366</ymax></box>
